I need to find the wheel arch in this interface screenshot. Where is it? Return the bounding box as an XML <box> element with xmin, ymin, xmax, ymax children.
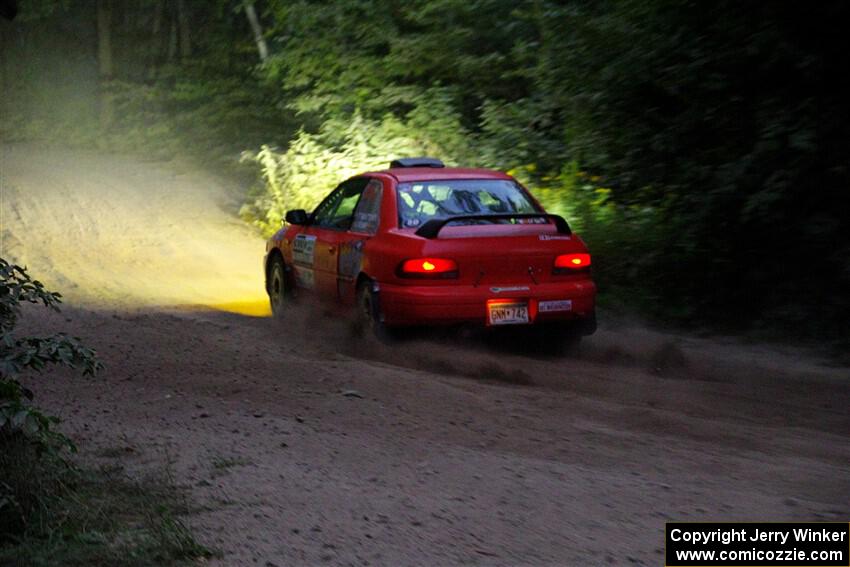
<box><xmin>355</xmin><ymin>271</ymin><xmax>373</xmax><ymax>291</ymax></box>
<box><xmin>355</xmin><ymin>271</ymin><xmax>391</xmax><ymax>336</ymax></box>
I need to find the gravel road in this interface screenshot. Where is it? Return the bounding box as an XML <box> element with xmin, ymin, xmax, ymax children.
<box><xmin>3</xmin><ymin>144</ymin><xmax>848</xmax><ymax>566</ymax></box>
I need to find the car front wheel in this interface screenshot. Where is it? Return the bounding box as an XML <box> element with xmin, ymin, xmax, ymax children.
<box><xmin>268</xmin><ymin>256</ymin><xmax>288</xmax><ymax>318</ymax></box>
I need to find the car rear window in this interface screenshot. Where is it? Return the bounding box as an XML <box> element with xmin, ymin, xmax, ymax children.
<box><xmin>396</xmin><ymin>179</ymin><xmax>542</xmax><ymax>229</ymax></box>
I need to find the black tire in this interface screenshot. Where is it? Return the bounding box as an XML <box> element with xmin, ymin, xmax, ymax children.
<box><xmin>357</xmin><ymin>281</ymin><xmax>393</xmax><ymax>342</ymax></box>
<box><xmin>268</xmin><ymin>255</ymin><xmax>288</xmax><ymax>318</ymax></box>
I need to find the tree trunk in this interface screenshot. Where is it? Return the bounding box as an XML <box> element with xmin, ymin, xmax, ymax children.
<box><xmin>152</xmin><ymin>0</ymin><xmax>162</xmax><ymax>41</ymax></box>
<box><xmin>243</xmin><ymin>1</ymin><xmax>268</xmax><ymax>63</ymax></box>
<box><xmin>177</xmin><ymin>0</ymin><xmax>191</xmax><ymax>60</ymax></box>
<box><xmin>0</xmin><ymin>21</ymin><xmax>10</xmax><ymax>87</ymax></box>
<box><xmin>97</xmin><ymin>0</ymin><xmax>113</xmax><ymax>77</ymax></box>
<box><xmin>97</xmin><ymin>0</ymin><xmax>114</xmax><ymax>129</ymax></box>
<box><xmin>148</xmin><ymin>0</ymin><xmax>163</xmax><ymax>78</ymax></box>
<box><xmin>167</xmin><ymin>4</ymin><xmax>177</xmax><ymax>62</ymax></box>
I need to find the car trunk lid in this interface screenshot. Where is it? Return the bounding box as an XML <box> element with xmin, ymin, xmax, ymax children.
<box><xmin>417</xmin><ymin>224</ymin><xmax>588</xmax><ymax>286</ymax></box>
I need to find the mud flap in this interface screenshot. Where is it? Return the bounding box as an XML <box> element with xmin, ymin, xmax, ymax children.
<box><xmin>369</xmin><ymin>281</ymin><xmax>384</xmax><ymax>324</ymax></box>
<box><xmin>579</xmin><ymin>310</ymin><xmax>597</xmax><ymax>336</ymax></box>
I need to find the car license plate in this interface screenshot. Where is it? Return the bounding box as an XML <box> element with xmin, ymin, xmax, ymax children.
<box><xmin>487</xmin><ymin>302</ymin><xmax>529</xmax><ymax>325</ymax></box>
<box><xmin>539</xmin><ymin>299</ymin><xmax>572</xmax><ymax>312</ymax></box>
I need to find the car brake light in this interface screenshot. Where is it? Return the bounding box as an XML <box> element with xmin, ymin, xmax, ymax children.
<box><xmin>554</xmin><ymin>253</ymin><xmax>591</xmax><ymax>273</ymax></box>
<box><xmin>398</xmin><ymin>258</ymin><xmax>458</xmax><ymax>278</ymax></box>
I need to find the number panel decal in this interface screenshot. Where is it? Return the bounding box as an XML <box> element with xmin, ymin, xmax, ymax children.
<box><xmin>292</xmin><ymin>234</ymin><xmax>316</xmax><ymax>266</ymax></box>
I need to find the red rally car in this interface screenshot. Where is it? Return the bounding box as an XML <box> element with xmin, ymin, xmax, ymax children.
<box><xmin>264</xmin><ymin>157</ymin><xmax>597</xmax><ymax>342</ymax></box>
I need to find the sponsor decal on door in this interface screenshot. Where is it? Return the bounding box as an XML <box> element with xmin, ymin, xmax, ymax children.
<box><xmin>292</xmin><ymin>234</ymin><xmax>316</xmax><ymax>266</ymax></box>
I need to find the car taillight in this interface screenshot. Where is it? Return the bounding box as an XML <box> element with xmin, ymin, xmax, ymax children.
<box><xmin>554</xmin><ymin>253</ymin><xmax>591</xmax><ymax>274</ymax></box>
<box><xmin>398</xmin><ymin>258</ymin><xmax>458</xmax><ymax>278</ymax></box>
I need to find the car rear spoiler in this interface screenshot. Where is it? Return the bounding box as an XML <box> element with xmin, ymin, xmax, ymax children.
<box><xmin>414</xmin><ymin>213</ymin><xmax>571</xmax><ymax>239</ymax></box>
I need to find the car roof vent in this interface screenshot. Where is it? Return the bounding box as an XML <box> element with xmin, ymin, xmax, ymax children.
<box><xmin>389</xmin><ymin>157</ymin><xmax>445</xmax><ymax>169</ymax></box>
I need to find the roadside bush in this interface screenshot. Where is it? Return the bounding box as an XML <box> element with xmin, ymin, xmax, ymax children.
<box><xmin>1</xmin><ymin>259</ymin><xmax>100</xmax><ymax>538</ymax></box>
<box><xmin>240</xmin><ymin>91</ymin><xmax>475</xmax><ymax>236</ymax></box>
<box><xmin>530</xmin><ymin>165</ymin><xmax>674</xmax><ymax>317</ymax></box>
<box><xmin>0</xmin><ymin>259</ymin><xmax>102</xmax><ymax>452</ymax></box>
<box><xmin>0</xmin><ymin>259</ymin><xmax>210</xmax><ymax>564</ymax></box>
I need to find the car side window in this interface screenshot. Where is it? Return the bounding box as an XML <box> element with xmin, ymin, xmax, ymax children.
<box><xmin>312</xmin><ymin>186</ymin><xmax>344</xmax><ymax>226</ymax></box>
<box><xmin>312</xmin><ymin>178</ymin><xmax>369</xmax><ymax>230</ymax></box>
<box><xmin>350</xmin><ymin>179</ymin><xmax>383</xmax><ymax>234</ymax></box>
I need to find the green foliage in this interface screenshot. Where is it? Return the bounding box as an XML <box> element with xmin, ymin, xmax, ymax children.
<box><xmin>526</xmin><ymin>0</ymin><xmax>850</xmax><ymax>338</ymax></box>
<box><xmin>264</xmin><ymin>0</ymin><xmax>530</xmax><ymax>119</ymax></box>
<box><xmin>240</xmin><ymin>92</ymin><xmax>476</xmax><ymax>235</ymax></box>
<box><xmin>0</xmin><ymin>260</ymin><xmax>102</xmax><ymax>452</ymax></box>
<box><xmin>8</xmin><ymin>0</ymin><xmax>70</xmax><ymax>21</ymax></box>
<box><xmin>532</xmin><ymin>166</ymin><xmax>677</xmax><ymax>316</ymax></box>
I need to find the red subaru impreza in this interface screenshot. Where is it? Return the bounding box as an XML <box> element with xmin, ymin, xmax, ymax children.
<box><xmin>264</xmin><ymin>158</ymin><xmax>596</xmax><ymax>343</ymax></box>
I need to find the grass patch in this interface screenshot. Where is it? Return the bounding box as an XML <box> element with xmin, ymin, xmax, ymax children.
<box><xmin>0</xmin><ymin>435</ymin><xmax>212</xmax><ymax>567</ymax></box>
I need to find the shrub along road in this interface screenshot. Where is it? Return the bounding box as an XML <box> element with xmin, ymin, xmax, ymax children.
<box><xmin>3</xmin><ymin>145</ymin><xmax>849</xmax><ymax>566</ymax></box>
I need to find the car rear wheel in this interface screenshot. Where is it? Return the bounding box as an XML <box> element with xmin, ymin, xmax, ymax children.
<box><xmin>357</xmin><ymin>281</ymin><xmax>392</xmax><ymax>342</ymax></box>
<box><xmin>268</xmin><ymin>256</ymin><xmax>288</xmax><ymax>318</ymax></box>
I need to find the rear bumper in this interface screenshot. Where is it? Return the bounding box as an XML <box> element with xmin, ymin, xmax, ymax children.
<box><xmin>378</xmin><ymin>279</ymin><xmax>596</xmax><ymax>327</ymax></box>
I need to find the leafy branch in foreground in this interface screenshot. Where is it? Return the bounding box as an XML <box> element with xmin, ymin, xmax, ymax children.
<box><xmin>0</xmin><ymin>260</ymin><xmax>209</xmax><ymax>564</ymax></box>
<box><xmin>0</xmin><ymin>259</ymin><xmax>103</xmax><ymax>451</ymax></box>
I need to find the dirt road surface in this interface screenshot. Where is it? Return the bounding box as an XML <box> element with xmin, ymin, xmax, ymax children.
<box><xmin>2</xmin><ymin>145</ymin><xmax>849</xmax><ymax>566</ymax></box>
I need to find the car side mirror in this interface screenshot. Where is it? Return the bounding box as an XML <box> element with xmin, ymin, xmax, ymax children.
<box><xmin>285</xmin><ymin>209</ymin><xmax>309</xmax><ymax>225</ymax></box>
